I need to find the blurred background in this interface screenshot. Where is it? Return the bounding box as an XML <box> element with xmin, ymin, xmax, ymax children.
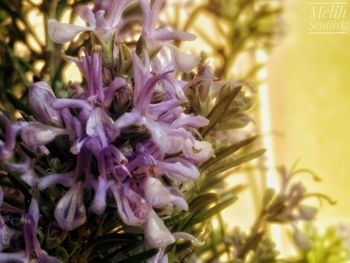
<box><xmin>268</xmin><ymin>0</ymin><xmax>350</xmax><ymax>228</ymax></box>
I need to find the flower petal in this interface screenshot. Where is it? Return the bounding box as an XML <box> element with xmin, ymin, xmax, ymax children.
<box><xmin>110</xmin><ymin>183</ymin><xmax>150</xmax><ymax>226</ymax></box>
<box><xmin>145</xmin><ymin>211</ymin><xmax>175</xmax><ymax>248</ymax></box>
<box><xmin>155</xmin><ymin>157</ymin><xmax>199</xmax><ymax>182</ymax></box>
<box><xmin>0</xmin><ymin>251</ymin><xmax>26</xmax><ymax>262</ymax></box>
<box><xmin>154</xmin><ymin>28</ymin><xmax>196</xmax><ymax>41</ymax></box>
<box><xmin>28</xmin><ymin>81</ymin><xmax>61</xmax><ymax>126</ymax></box>
<box><xmin>21</xmin><ymin>122</ymin><xmax>67</xmax><ymax>146</ymax></box>
<box><xmin>86</xmin><ymin>108</ymin><xmax>119</xmax><ymax>148</ymax></box>
<box><xmin>48</xmin><ymin>19</ymin><xmax>93</xmax><ymax>44</ymax></box>
<box><xmin>54</xmin><ymin>183</ymin><xmax>86</xmax><ymax>231</ymax></box>
<box><xmin>168</xmin><ymin>45</ymin><xmax>199</xmax><ymax>72</ymax></box>
<box><xmin>38</xmin><ymin>172</ymin><xmax>74</xmax><ymax>190</ymax></box>
<box><xmin>28</xmin><ymin>199</ymin><xmax>40</xmax><ymax>227</ymax></box>
<box><xmin>142</xmin><ymin>177</ymin><xmax>171</xmax><ymax>209</ymax></box>
<box><xmin>183</xmin><ymin>139</ymin><xmax>214</xmax><ymax>163</ymax></box>
<box><xmin>90</xmin><ymin>176</ymin><xmax>109</xmax><ymax>215</ymax></box>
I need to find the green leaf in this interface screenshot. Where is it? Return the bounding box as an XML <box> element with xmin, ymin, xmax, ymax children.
<box><xmin>262</xmin><ymin>188</ymin><xmax>276</xmax><ymax>208</ymax></box>
<box><xmin>7</xmin><ymin>172</ymin><xmax>32</xmax><ymax>201</ymax></box>
<box><xmin>186</xmin><ymin>196</ymin><xmax>238</xmax><ymax>227</ymax></box>
<box><xmin>83</xmin><ymin>233</ymin><xmax>142</xmax><ymax>254</ymax></box>
<box><xmin>114</xmin><ymin>248</ymin><xmax>158</xmax><ymax>263</ymax></box>
<box><xmin>189</xmin><ymin>193</ymin><xmax>219</xmax><ymax>214</ymax></box>
<box><xmin>200</xmin><ymin>84</ymin><xmax>242</xmax><ymax>137</ymax></box>
<box><xmin>208</xmin><ymin>149</ymin><xmax>266</xmax><ymax>176</ymax></box>
<box><xmin>164</xmin><ymin>212</ymin><xmax>188</xmax><ymax>227</ymax></box>
<box><xmin>201</xmin><ymin>135</ymin><xmax>259</xmax><ymax>170</ymax></box>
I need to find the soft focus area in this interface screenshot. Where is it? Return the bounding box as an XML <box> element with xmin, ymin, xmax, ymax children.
<box><xmin>269</xmin><ymin>0</ymin><xmax>350</xmax><ymax>227</ymax></box>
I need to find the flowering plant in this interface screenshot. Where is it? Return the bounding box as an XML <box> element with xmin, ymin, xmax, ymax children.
<box><xmin>0</xmin><ymin>1</ymin><xmax>251</xmax><ymax>262</ymax></box>
<box><xmin>0</xmin><ymin>0</ymin><xmax>345</xmax><ymax>263</ymax></box>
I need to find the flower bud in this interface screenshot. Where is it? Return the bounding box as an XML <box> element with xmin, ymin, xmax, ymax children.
<box><xmin>28</xmin><ymin>82</ymin><xmax>62</xmax><ymax>126</ymax></box>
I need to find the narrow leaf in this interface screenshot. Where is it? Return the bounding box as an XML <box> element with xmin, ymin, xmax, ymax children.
<box><xmin>200</xmin><ymin>84</ymin><xmax>242</xmax><ymax>137</ymax></box>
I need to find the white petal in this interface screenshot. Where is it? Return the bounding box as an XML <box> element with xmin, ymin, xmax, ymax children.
<box><xmin>48</xmin><ymin>19</ymin><xmax>93</xmax><ymax>44</ymax></box>
<box><xmin>145</xmin><ymin>211</ymin><xmax>175</xmax><ymax>248</ymax></box>
<box><xmin>168</xmin><ymin>45</ymin><xmax>199</xmax><ymax>72</ymax></box>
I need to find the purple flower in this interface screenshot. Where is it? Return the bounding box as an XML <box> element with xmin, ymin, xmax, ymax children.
<box><xmin>140</xmin><ymin>0</ymin><xmax>199</xmax><ymax>72</ymax></box>
<box><xmin>0</xmin><ymin>199</ymin><xmax>61</xmax><ymax>262</ymax></box>
<box><xmin>48</xmin><ymin>0</ymin><xmax>137</xmax><ymax>43</ymax></box>
<box><xmin>28</xmin><ymin>81</ymin><xmax>62</xmax><ymax>126</ymax></box>
<box><xmin>66</xmin><ymin>50</ymin><xmax>104</xmax><ymax>102</ymax></box>
<box><xmin>39</xmin><ymin>148</ymin><xmax>92</xmax><ymax>230</ymax></box>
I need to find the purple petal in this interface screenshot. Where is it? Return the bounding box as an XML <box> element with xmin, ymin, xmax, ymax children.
<box><xmin>48</xmin><ymin>19</ymin><xmax>93</xmax><ymax>44</ymax></box>
<box><xmin>154</xmin><ymin>28</ymin><xmax>196</xmax><ymax>41</ymax></box>
<box><xmin>54</xmin><ymin>183</ymin><xmax>86</xmax><ymax>231</ymax></box>
<box><xmin>105</xmin><ymin>0</ymin><xmax>137</xmax><ymax>28</ymax></box>
<box><xmin>90</xmin><ymin>176</ymin><xmax>109</xmax><ymax>215</ymax></box>
<box><xmin>28</xmin><ymin>81</ymin><xmax>61</xmax><ymax>126</ymax></box>
<box><xmin>103</xmin><ymin>77</ymin><xmax>126</xmax><ymax>106</ymax></box>
<box><xmin>144</xmin><ymin>120</ymin><xmax>185</xmax><ymax>155</ymax></box>
<box><xmin>78</xmin><ymin>6</ymin><xmax>96</xmax><ymax>27</ymax></box>
<box><xmin>144</xmin><ymin>210</ymin><xmax>175</xmax><ymax>248</ymax></box>
<box><xmin>110</xmin><ymin>183</ymin><xmax>150</xmax><ymax>226</ymax></box>
<box><xmin>115</xmin><ymin>111</ymin><xmax>143</xmax><ymax>130</ymax></box>
<box><xmin>132</xmin><ymin>53</ymin><xmax>151</xmax><ymax>110</ymax></box>
<box><xmin>53</xmin><ymin>99</ymin><xmax>92</xmax><ymax>113</ymax></box>
<box><xmin>28</xmin><ymin>199</ymin><xmax>39</xmax><ymax>227</ymax></box>
<box><xmin>155</xmin><ymin>157</ymin><xmax>199</xmax><ymax>182</ymax></box>
<box><xmin>140</xmin><ymin>0</ymin><xmax>154</xmax><ymax>38</ymax></box>
<box><xmin>171</xmin><ymin>113</ymin><xmax>209</xmax><ymax>129</ymax></box>
<box><xmin>21</xmin><ymin>122</ymin><xmax>67</xmax><ymax>146</ymax></box>
<box><xmin>86</xmin><ymin>108</ymin><xmax>119</xmax><ymax>148</ymax></box>
<box><xmin>0</xmin><ymin>251</ymin><xmax>26</xmax><ymax>262</ymax></box>
<box><xmin>38</xmin><ymin>172</ymin><xmax>74</xmax><ymax>190</ymax></box>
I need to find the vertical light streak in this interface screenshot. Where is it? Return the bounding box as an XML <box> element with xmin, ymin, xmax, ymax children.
<box><xmin>256</xmin><ymin>49</ymin><xmax>284</xmax><ymax>252</ymax></box>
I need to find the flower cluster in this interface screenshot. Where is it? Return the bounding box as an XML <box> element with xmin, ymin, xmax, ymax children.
<box><xmin>0</xmin><ymin>0</ymin><xmax>214</xmax><ymax>262</ymax></box>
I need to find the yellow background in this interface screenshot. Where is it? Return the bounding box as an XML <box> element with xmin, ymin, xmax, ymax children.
<box><xmin>268</xmin><ymin>0</ymin><xmax>350</xmax><ymax>227</ymax></box>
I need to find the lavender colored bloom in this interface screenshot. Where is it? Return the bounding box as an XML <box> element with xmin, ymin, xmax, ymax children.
<box><xmin>140</xmin><ymin>0</ymin><xmax>199</xmax><ymax>72</ymax></box>
<box><xmin>39</xmin><ymin>148</ymin><xmax>92</xmax><ymax>230</ymax></box>
<box><xmin>28</xmin><ymin>81</ymin><xmax>62</xmax><ymax>126</ymax></box>
<box><xmin>48</xmin><ymin>0</ymin><xmax>137</xmax><ymax>43</ymax></box>
<box><xmin>0</xmin><ymin>199</ymin><xmax>61</xmax><ymax>262</ymax></box>
<box><xmin>21</xmin><ymin>122</ymin><xmax>67</xmax><ymax>147</ymax></box>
